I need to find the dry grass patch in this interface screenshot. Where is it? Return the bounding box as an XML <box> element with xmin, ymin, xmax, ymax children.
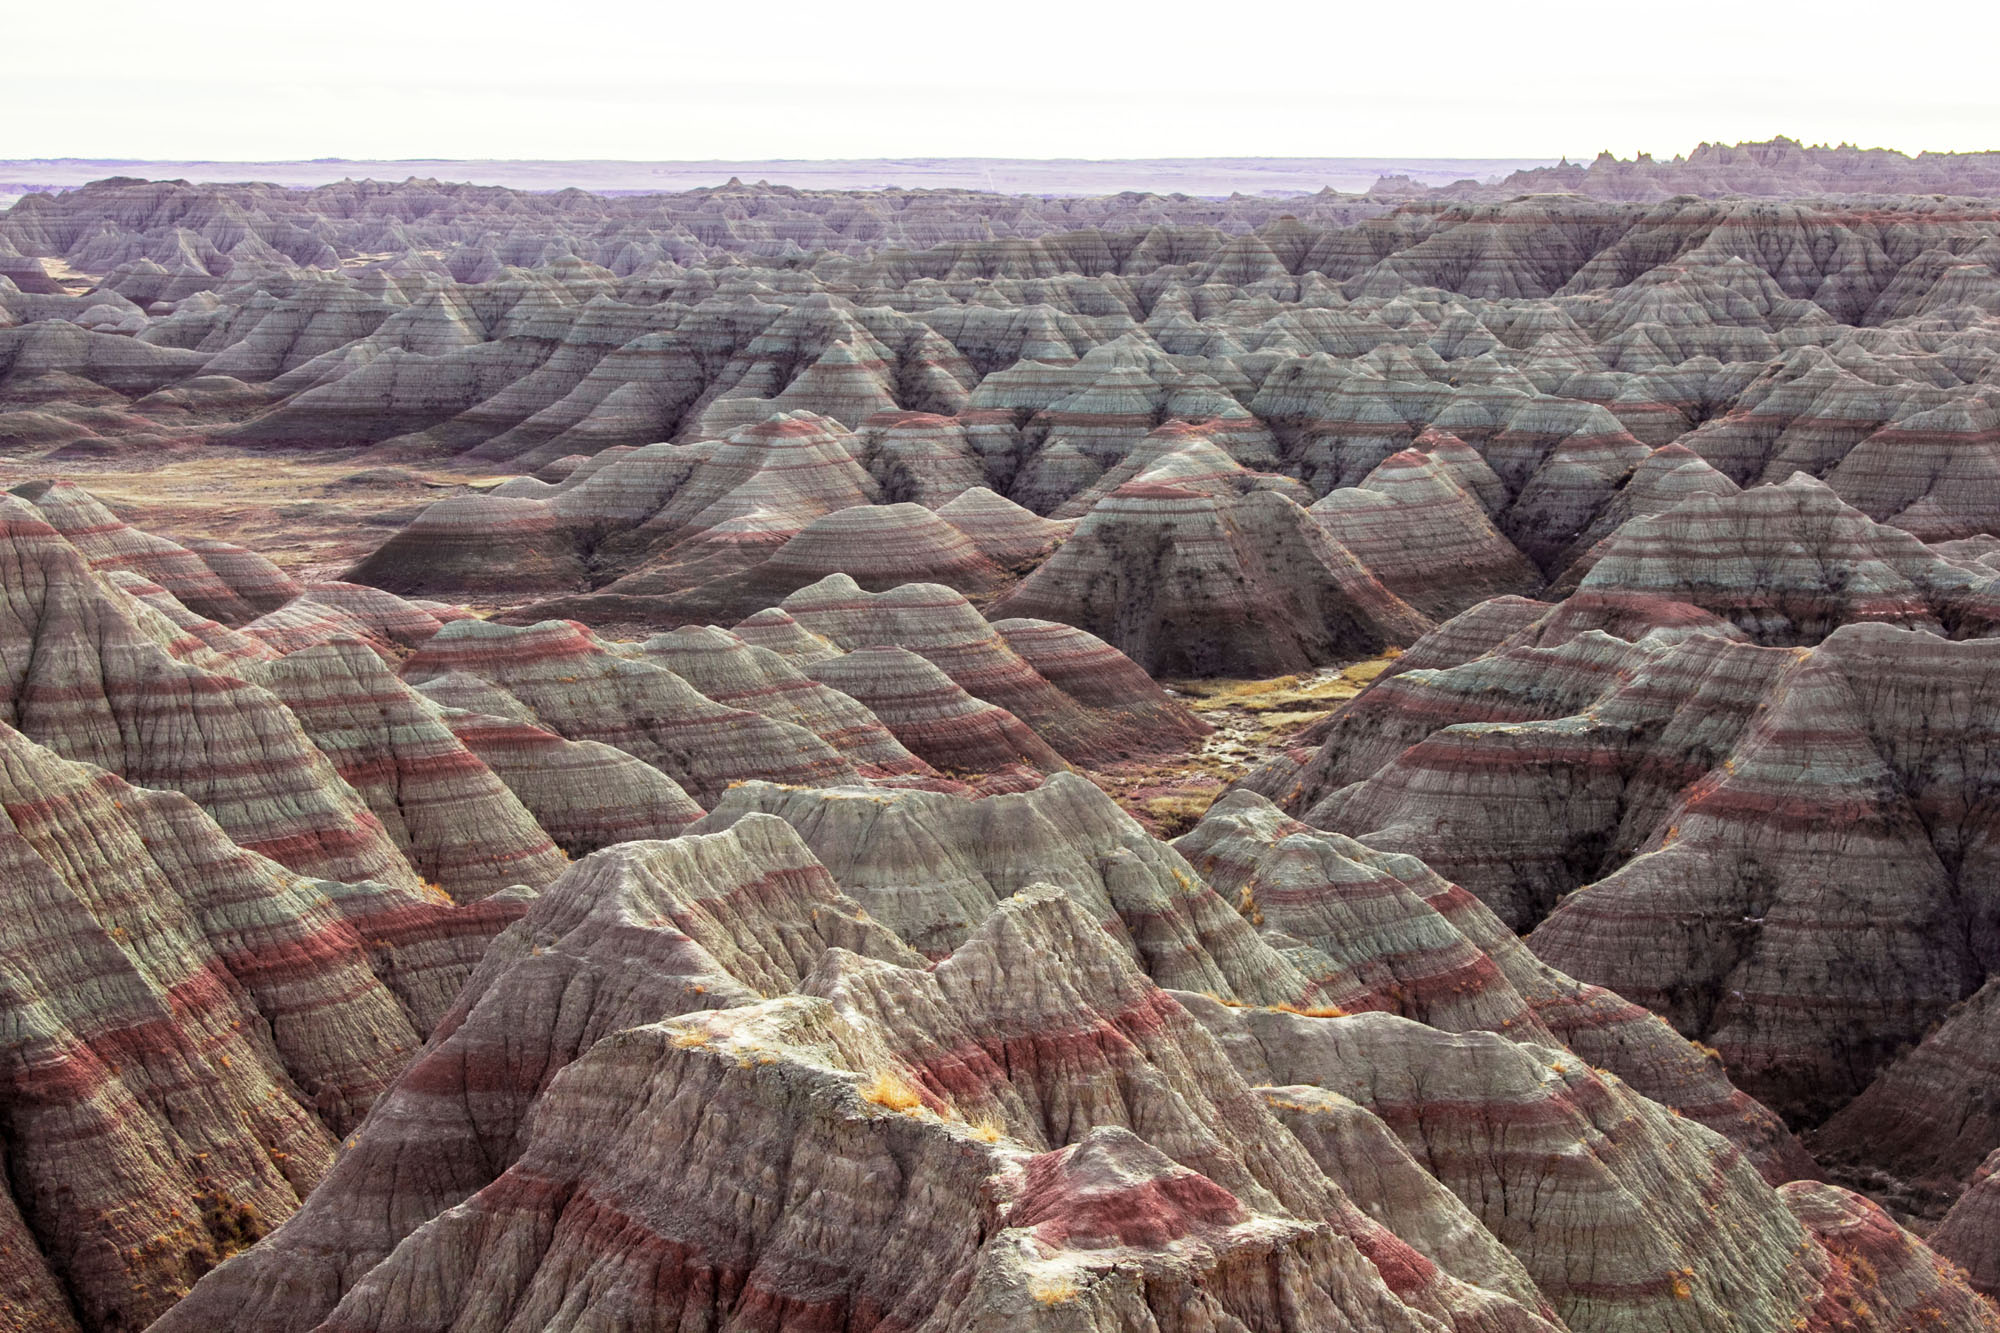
<box><xmin>859</xmin><ymin>1069</ymin><xmax>927</xmax><ymax>1113</ymax></box>
<box><xmin>1029</xmin><ymin>1274</ymin><xmax>1081</xmax><ymax>1306</ymax></box>
<box><xmin>1088</xmin><ymin>652</ymin><xmax>1403</xmax><ymax>834</ymax></box>
<box><xmin>1168</xmin><ymin>655</ymin><xmax>1397</xmax><ymax>718</ymax></box>
<box><xmin>1133</xmin><ymin>792</ymin><xmax>1216</xmax><ymax>838</ymax></box>
<box><xmin>1274</xmin><ymin>1001</ymin><xmax>1347</xmax><ymax>1018</ymax></box>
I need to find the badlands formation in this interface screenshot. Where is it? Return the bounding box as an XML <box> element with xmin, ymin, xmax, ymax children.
<box><xmin>0</xmin><ymin>140</ymin><xmax>1999</xmax><ymax>1330</ymax></box>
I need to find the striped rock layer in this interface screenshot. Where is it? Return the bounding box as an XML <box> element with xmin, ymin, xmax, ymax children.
<box><xmin>16</xmin><ymin>180</ymin><xmax>2000</xmax><ymax>683</ymax></box>
<box><xmin>1172</xmin><ymin>790</ymin><xmax>1816</xmax><ymax>1184</ymax></box>
<box><xmin>0</xmin><ymin>495</ymin><xmax>421</xmax><ymax>891</ymax></box>
<box><xmin>1280</xmin><ymin>594</ymin><xmax>2000</xmax><ymax>1126</ymax></box>
<box><xmin>19</xmin><ymin>173</ymin><xmax>2000</xmax><ymax>1329</ymax></box>
<box><xmin>153</xmin><ymin>794</ymin><xmax>1997</xmax><ymax>1333</ymax></box>
<box><xmin>430</xmin><ymin>701</ymin><xmax>706</xmax><ymax>854</ymax></box>
<box><xmin>638</xmin><ymin>623</ymin><xmax>934</xmax><ymax>778</ymax></box>
<box><xmin>772</xmin><ymin>575</ymin><xmax>1210</xmax><ymax>765</ymax></box>
<box><xmin>1933</xmin><ymin>1150</ymin><xmax>2000</xmax><ymax>1298</ymax></box>
<box><xmin>251</xmin><ymin>639</ymin><xmax>570</xmax><ymax>901</ymax></box>
<box><xmin>992</xmin><ymin>484</ymin><xmax>1433</xmax><ymax>676</ymax></box>
<box><xmin>397</xmin><ymin>616</ymin><xmax>862</xmax><ymax>803</ymax></box>
<box><xmin>0</xmin><ymin>719</ymin><xmax>523</xmax><ymax>1331</ymax></box>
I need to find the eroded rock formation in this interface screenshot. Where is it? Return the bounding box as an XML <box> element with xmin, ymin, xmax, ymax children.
<box><xmin>10</xmin><ymin>156</ymin><xmax>2000</xmax><ymax>1331</ymax></box>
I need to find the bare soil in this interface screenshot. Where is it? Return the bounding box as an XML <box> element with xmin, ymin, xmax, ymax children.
<box><xmin>0</xmin><ymin>448</ymin><xmax>512</xmax><ymax>584</ymax></box>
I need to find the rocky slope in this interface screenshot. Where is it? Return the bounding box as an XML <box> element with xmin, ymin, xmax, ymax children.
<box><xmin>0</xmin><ymin>483</ymin><xmax>1217</xmax><ymax>1329</ymax></box>
<box><xmin>0</xmin><ymin>717</ymin><xmax>520</xmax><ymax>1332</ymax></box>
<box><xmin>8</xmin><ymin>158</ymin><xmax>2000</xmax><ymax>1329</ymax></box>
<box><xmin>155</xmin><ymin>779</ymin><xmax>1998</xmax><ymax>1333</ymax></box>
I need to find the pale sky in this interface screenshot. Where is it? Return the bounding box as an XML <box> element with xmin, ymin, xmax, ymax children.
<box><xmin>8</xmin><ymin>0</ymin><xmax>1999</xmax><ymax>162</ymax></box>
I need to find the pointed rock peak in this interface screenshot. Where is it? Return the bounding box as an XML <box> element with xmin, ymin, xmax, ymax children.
<box><xmin>1357</xmin><ymin>449</ymin><xmax>1472</xmax><ymax>504</ymax></box>
<box><xmin>7</xmin><ymin>476</ymin><xmax>103</xmax><ymax>513</ymax></box>
<box><xmin>411</xmin><ymin>669</ymin><xmax>536</xmax><ymax>721</ymax></box>
<box><xmin>1889</xmin><ymin>397</ymin><xmax>2000</xmax><ymax>436</ymax></box>
<box><xmin>643</xmin><ymin>622</ymin><xmax>747</xmax><ymax>656</ymax></box>
<box><xmin>781</xmin><ymin>569</ymin><xmax>868</xmax><ymax>607</ymax></box>
<box><xmin>727</xmin><ymin>410</ymin><xmax>849</xmax><ymax>445</ymax></box>
<box><xmin>731</xmin><ymin>606</ymin><xmax>841</xmax><ymax>663</ymax></box>
<box><xmin>263</xmin><ymin>632</ymin><xmax>386</xmax><ymax>676</ymax></box>
<box><xmin>937</xmin><ymin>882</ymin><xmax>1156</xmax><ymax>1019</ymax></box>
<box><xmin>1632</xmin><ymin>446</ymin><xmax>1740</xmax><ymax>494</ymax></box>
<box><xmin>813</xmin><ymin>338</ymin><xmax>883</xmax><ymax>367</ymax></box>
<box><xmin>1776</xmin><ymin>469</ymin><xmax>1840</xmax><ymax>499</ymax></box>
<box><xmin>939</xmin><ymin>485</ymin><xmax>1044</xmax><ymax>521</ymax></box>
<box><xmin>1004</xmin><ymin>1126</ymin><xmax>1248</xmax><ymax>1248</ymax></box>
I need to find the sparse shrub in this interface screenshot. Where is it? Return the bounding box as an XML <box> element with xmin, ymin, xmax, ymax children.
<box><xmin>1029</xmin><ymin>1274</ymin><xmax>1081</xmax><ymax>1306</ymax></box>
<box><xmin>860</xmin><ymin>1069</ymin><xmax>926</xmax><ymax>1113</ymax></box>
<box><xmin>1137</xmin><ymin>792</ymin><xmax>1213</xmax><ymax>838</ymax></box>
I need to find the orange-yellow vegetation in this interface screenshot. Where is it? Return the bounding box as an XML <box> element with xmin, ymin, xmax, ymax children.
<box><xmin>860</xmin><ymin>1069</ymin><xmax>926</xmax><ymax>1113</ymax></box>
<box><xmin>1029</xmin><ymin>1275</ymin><xmax>1081</xmax><ymax>1306</ymax></box>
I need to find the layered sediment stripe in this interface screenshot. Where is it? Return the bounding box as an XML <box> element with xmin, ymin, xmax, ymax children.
<box><xmin>617</xmin><ymin>410</ymin><xmax>879</xmax><ymax>545</ymax></box>
<box><xmin>400</xmin><ymin>616</ymin><xmax>860</xmax><ymax>802</ymax></box>
<box><xmin>240</xmin><ymin>582</ymin><xmax>458</xmax><ymax>661</ymax></box>
<box><xmin>935</xmin><ymin>485</ymin><xmax>1070</xmax><ymax>566</ymax></box>
<box><xmin>1785</xmin><ymin>1180</ymin><xmax>2000</xmax><ymax>1326</ymax></box>
<box><xmin>148</xmin><ymin>798</ymin><xmax>1997</xmax><ymax>1333</ymax></box>
<box><xmin>103</xmin><ymin>569</ymin><xmax>281</xmax><ymax>668</ymax></box>
<box><xmin>730</xmin><ymin>605</ymin><xmax>842</xmax><ymax>664</ymax></box>
<box><xmin>991</xmin><ymin>616</ymin><xmax>1213</xmax><ymax>752</ymax></box>
<box><xmin>638</xmin><ymin>624</ymin><xmax>933</xmax><ymax>776</ymax></box>
<box><xmin>0</xmin><ymin>496</ymin><xmax>420</xmax><ymax>890</ymax></box>
<box><xmin>993</xmin><ymin>483</ymin><xmax>1431</xmax><ymax>676</ymax></box>
<box><xmin>1310</xmin><ymin>448</ymin><xmax>1540</xmax><ymax>618</ymax></box>
<box><xmin>1196</xmin><ymin>1004</ymin><xmax>1830</xmax><ymax>1332</ymax></box>
<box><xmin>281</xmin><ymin>893</ymin><xmax>1556</xmax><ymax>1333</ymax></box>
<box><xmin>1298</xmin><ymin>627</ymin><xmax>1796</xmax><ymax>928</ymax></box>
<box><xmin>1816</xmin><ymin>976</ymin><xmax>2000</xmax><ymax>1191</ymax></box>
<box><xmin>9</xmin><ymin>479</ymin><xmax>260</xmax><ymax>624</ymax></box>
<box><xmin>1547</xmin><ymin>442</ymin><xmax>1742</xmax><ymax>591</ymax></box>
<box><xmin>1825</xmin><ymin>397</ymin><xmax>2000</xmax><ymax>540</ymax></box>
<box><xmin>0</xmin><ymin>721</ymin><xmax>514</xmax><ymax>1330</ymax></box>
<box><xmin>805</xmin><ymin>646</ymin><xmax>1067</xmax><ymax>779</ymax></box>
<box><xmin>344</xmin><ymin>493</ymin><xmax>584</xmax><ymax>597</ymax></box>
<box><xmin>697</xmin><ymin>777</ymin><xmax>1322</xmax><ymax>1004</ymax></box>
<box><xmin>757</xmin><ymin>502</ymin><xmax>1010</xmax><ymax>594</ymax></box>
<box><xmin>148</xmin><ymin>818</ymin><xmax>922</xmax><ymax>1333</ymax></box>
<box><xmin>1932</xmin><ymin>1151</ymin><xmax>2000</xmax><ymax>1298</ymax></box>
<box><xmin>1529</xmin><ymin>625</ymin><xmax>2000</xmax><ymax>1121</ymax></box>
<box><xmin>183</xmin><ymin>537</ymin><xmax>302</xmax><ymax>614</ymax></box>
<box><xmin>254</xmin><ymin>638</ymin><xmax>568</xmax><ymax>900</ymax></box>
<box><xmin>784</xmin><ymin>576</ymin><xmax>1204</xmax><ymax>763</ymax></box>
<box><xmin>1176</xmin><ymin>791</ymin><xmax>1814</xmax><ymax>1181</ymax></box>
<box><xmin>856</xmin><ymin>411</ymin><xmax>985</xmax><ymax>509</ymax></box>
<box><xmin>1578</xmin><ymin>473</ymin><xmax>2000</xmax><ymax>644</ymax></box>
<box><xmin>560</xmin><ymin>500</ymin><xmax>1018</xmax><ymax>627</ymax></box>
<box><xmin>287</xmin><ymin>581</ymin><xmax>467</xmax><ymax>649</ymax></box>
<box><xmin>433</xmin><ymin>705</ymin><xmax>704</xmax><ymax>855</ymax></box>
